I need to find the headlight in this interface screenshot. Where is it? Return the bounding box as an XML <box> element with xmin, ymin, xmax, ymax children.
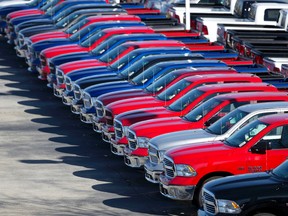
<box><xmin>217</xmin><ymin>199</ymin><xmax>241</xmax><ymax>214</ymax></box>
<box><xmin>123</xmin><ymin>126</ymin><xmax>129</xmax><ymax>137</ymax></box>
<box><xmin>175</xmin><ymin>164</ymin><xmax>197</xmax><ymax>177</ymax></box>
<box><xmin>137</xmin><ymin>137</ymin><xmax>150</xmax><ymax>148</ymax></box>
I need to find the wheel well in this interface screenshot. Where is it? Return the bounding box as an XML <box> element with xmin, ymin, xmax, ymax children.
<box><xmin>193</xmin><ymin>171</ymin><xmax>232</xmax><ymax>206</ymax></box>
<box><xmin>245</xmin><ymin>203</ymin><xmax>284</xmax><ymax>216</ymax></box>
<box><xmin>196</xmin><ymin>171</ymin><xmax>232</xmax><ymax>190</ymax></box>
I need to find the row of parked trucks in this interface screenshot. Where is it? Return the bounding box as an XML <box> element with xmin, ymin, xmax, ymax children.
<box><xmin>1</xmin><ymin>0</ymin><xmax>288</xmax><ymax>215</ymax></box>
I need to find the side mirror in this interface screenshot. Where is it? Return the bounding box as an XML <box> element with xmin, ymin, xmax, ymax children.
<box><xmin>250</xmin><ymin>141</ymin><xmax>271</xmax><ymax>154</ymax></box>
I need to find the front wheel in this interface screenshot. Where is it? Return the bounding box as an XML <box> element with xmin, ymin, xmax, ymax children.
<box><xmin>193</xmin><ymin>176</ymin><xmax>223</xmax><ymax>207</ymax></box>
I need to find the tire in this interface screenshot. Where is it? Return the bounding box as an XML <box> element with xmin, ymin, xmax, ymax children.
<box><xmin>253</xmin><ymin>213</ymin><xmax>277</xmax><ymax>216</ymax></box>
<box><xmin>193</xmin><ymin>176</ymin><xmax>223</xmax><ymax>207</ymax></box>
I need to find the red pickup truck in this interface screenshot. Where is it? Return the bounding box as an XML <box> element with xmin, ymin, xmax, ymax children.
<box><xmin>159</xmin><ymin>111</ymin><xmax>288</xmax><ymax>206</ymax></box>
<box><xmin>106</xmin><ymin>82</ymin><xmax>277</xmax><ymax>156</ymax></box>
<box><xmin>93</xmin><ymin>67</ymin><xmax>238</xmax><ymax>132</ymax></box>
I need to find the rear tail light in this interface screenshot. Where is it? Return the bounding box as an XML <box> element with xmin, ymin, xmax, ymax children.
<box><xmin>253</xmin><ymin>55</ymin><xmax>263</xmax><ymax>65</ymax></box>
<box><xmin>263</xmin><ymin>61</ymin><xmax>280</xmax><ymax>73</ymax></box>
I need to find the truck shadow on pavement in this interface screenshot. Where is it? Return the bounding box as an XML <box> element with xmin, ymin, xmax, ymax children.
<box><xmin>0</xmin><ymin>38</ymin><xmax>196</xmax><ymax>216</ymax></box>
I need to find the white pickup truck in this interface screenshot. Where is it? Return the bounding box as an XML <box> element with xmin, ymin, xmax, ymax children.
<box><xmin>196</xmin><ymin>2</ymin><xmax>288</xmax><ymax>41</ymax></box>
<box><xmin>151</xmin><ymin>0</ymin><xmax>237</xmax><ymax>25</ymax></box>
<box><xmin>217</xmin><ymin>8</ymin><xmax>288</xmax><ymax>46</ymax></box>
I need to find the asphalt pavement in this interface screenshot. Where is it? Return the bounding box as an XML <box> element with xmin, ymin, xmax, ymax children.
<box><xmin>0</xmin><ymin>36</ymin><xmax>197</xmax><ymax>216</ymax></box>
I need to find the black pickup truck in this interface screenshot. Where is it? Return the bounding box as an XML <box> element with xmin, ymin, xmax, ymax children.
<box><xmin>198</xmin><ymin>160</ymin><xmax>288</xmax><ymax>216</ymax></box>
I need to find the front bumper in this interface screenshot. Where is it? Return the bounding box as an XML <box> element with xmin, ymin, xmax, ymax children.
<box><xmin>62</xmin><ymin>91</ymin><xmax>73</xmax><ymax>106</ymax></box>
<box><xmin>110</xmin><ymin>142</ymin><xmax>125</xmax><ymax>156</ymax></box>
<box><xmin>80</xmin><ymin>108</ymin><xmax>94</xmax><ymax>124</ymax></box>
<box><xmin>92</xmin><ymin>116</ymin><xmax>103</xmax><ymax>133</ymax></box>
<box><xmin>53</xmin><ymin>84</ymin><xmax>64</xmax><ymax>98</ymax></box>
<box><xmin>70</xmin><ymin>99</ymin><xmax>83</xmax><ymax>114</ymax></box>
<box><xmin>159</xmin><ymin>176</ymin><xmax>195</xmax><ymax>200</ymax></box>
<box><xmin>15</xmin><ymin>45</ymin><xmax>25</xmax><ymax>58</ymax></box>
<box><xmin>124</xmin><ymin>148</ymin><xmax>147</xmax><ymax>168</ymax></box>
<box><xmin>197</xmin><ymin>209</ymin><xmax>207</xmax><ymax>216</ymax></box>
<box><xmin>144</xmin><ymin>161</ymin><xmax>163</xmax><ymax>183</ymax></box>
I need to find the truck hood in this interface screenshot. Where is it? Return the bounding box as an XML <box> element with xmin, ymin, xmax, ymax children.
<box><xmin>67</xmin><ymin>67</ymin><xmax>110</xmax><ymax>81</ymax></box>
<box><xmin>98</xmin><ymin>90</ymin><xmax>150</xmax><ymax>106</ymax></box>
<box><xmin>60</xmin><ymin>60</ymin><xmax>104</xmax><ymax>73</ymax></box>
<box><xmin>31</xmin><ymin>31</ymin><xmax>67</xmax><ymax>43</ymax></box>
<box><xmin>107</xmin><ymin>96</ymin><xmax>164</xmax><ymax>115</ymax></box>
<box><xmin>86</xmin><ymin>81</ymin><xmax>137</xmax><ymax>98</ymax></box>
<box><xmin>166</xmin><ymin>141</ymin><xmax>233</xmax><ymax>164</ymax></box>
<box><xmin>116</xmin><ymin>107</ymin><xmax>176</xmax><ymax>126</ymax></box>
<box><xmin>8</xmin><ymin>9</ymin><xmax>41</xmax><ymax>19</ymax></box>
<box><xmin>150</xmin><ymin>129</ymin><xmax>217</xmax><ymax>151</ymax></box>
<box><xmin>42</xmin><ymin>44</ymin><xmax>83</xmax><ymax>58</ymax></box>
<box><xmin>131</xmin><ymin>116</ymin><xmax>194</xmax><ymax>138</ymax></box>
<box><xmin>204</xmin><ymin>172</ymin><xmax>281</xmax><ymax>203</ymax></box>
<box><xmin>77</xmin><ymin>73</ymin><xmax>121</xmax><ymax>89</ymax></box>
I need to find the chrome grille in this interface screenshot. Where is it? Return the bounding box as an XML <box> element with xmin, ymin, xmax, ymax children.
<box><xmin>49</xmin><ymin>62</ymin><xmax>56</xmax><ymax>75</ymax></box>
<box><xmin>128</xmin><ymin>130</ymin><xmax>137</xmax><ymax>150</ymax></box>
<box><xmin>114</xmin><ymin>119</ymin><xmax>123</xmax><ymax>139</ymax></box>
<box><xmin>148</xmin><ymin>144</ymin><xmax>159</xmax><ymax>164</ymax></box>
<box><xmin>105</xmin><ymin>109</ymin><xmax>113</xmax><ymax>126</ymax></box>
<box><xmin>203</xmin><ymin>189</ymin><xmax>217</xmax><ymax>215</ymax></box>
<box><xmin>73</xmin><ymin>84</ymin><xmax>82</xmax><ymax>100</ymax></box>
<box><xmin>83</xmin><ymin>93</ymin><xmax>92</xmax><ymax>109</ymax></box>
<box><xmin>163</xmin><ymin>157</ymin><xmax>175</xmax><ymax>178</ymax></box>
<box><xmin>18</xmin><ymin>34</ymin><xmax>24</xmax><ymax>47</ymax></box>
<box><xmin>65</xmin><ymin>77</ymin><xmax>73</xmax><ymax>91</ymax></box>
<box><xmin>95</xmin><ymin>100</ymin><xmax>105</xmax><ymax>118</ymax></box>
<box><xmin>56</xmin><ymin>69</ymin><xmax>64</xmax><ymax>84</ymax></box>
<box><xmin>40</xmin><ymin>54</ymin><xmax>47</xmax><ymax>67</ymax></box>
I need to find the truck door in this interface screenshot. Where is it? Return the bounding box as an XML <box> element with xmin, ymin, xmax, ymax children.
<box><xmin>247</xmin><ymin>125</ymin><xmax>288</xmax><ymax>172</ymax></box>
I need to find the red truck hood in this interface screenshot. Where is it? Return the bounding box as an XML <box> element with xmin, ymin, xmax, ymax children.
<box><xmin>108</xmin><ymin>96</ymin><xmax>166</xmax><ymax>115</ymax></box>
<box><xmin>30</xmin><ymin>32</ymin><xmax>68</xmax><ymax>43</ymax></box>
<box><xmin>130</xmin><ymin>116</ymin><xmax>195</xmax><ymax>138</ymax></box>
<box><xmin>8</xmin><ymin>9</ymin><xmax>42</xmax><ymax>19</ymax></box>
<box><xmin>98</xmin><ymin>90</ymin><xmax>151</xmax><ymax>106</ymax></box>
<box><xmin>116</xmin><ymin>107</ymin><xmax>177</xmax><ymax>127</ymax></box>
<box><xmin>42</xmin><ymin>45</ymin><xmax>86</xmax><ymax>58</ymax></box>
<box><xmin>166</xmin><ymin>141</ymin><xmax>234</xmax><ymax>164</ymax></box>
<box><xmin>43</xmin><ymin>45</ymin><xmax>88</xmax><ymax>59</ymax></box>
<box><xmin>59</xmin><ymin>59</ymin><xmax>105</xmax><ymax>74</ymax></box>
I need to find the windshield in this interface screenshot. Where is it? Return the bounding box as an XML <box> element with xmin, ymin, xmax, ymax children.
<box><xmin>145</xmin><ymin>73</ymin><xmax>181</xmax><ymax>94</ymax></box>
<box><xmin>80</xmin><ymin>31</ymin><xmax>106</xmax><ymax>48</ymax></box>
<box><xmin>248</xmin><ymin>4</ymin><xmax>257</xmax><ymax>20</ymax></box>
<box><xmin>131</xmin><ymin>64</ymin><xmax>165</xmax><ymax>85</ymax></box>
<box><xmin>55</xmin><ymin>11</ymin><xmax>81</xmax><ymax>28</ymax></box>
<box><xmin>115</xmin><ymin>52</ymin><xmax>163</xmax><ymax>77</ymax></box>
<box><xmin>65</xmin><ymin>19</ymin><xmax>88</xmax><ymax>34</ymax></box>
<box><xmin>156</xmin><ymin>79</ymin><xmax>192</xmax><ymax>101</ymax></box>
<box><xmin>52</xmin><ymin>7</ymin><xmax>74</xmax><ymax>23</ymax></box>
<box><xmin>224</xmin><ymin>120</ymin><xmax>268</xmax><ymax>147</ymax></box>
<box><xmin>69</xmin><ymin>24</ymin><xmax>99</xmax><ymax>42</ymax></box>
<box><xmin>99</xmin><ymin>45</ymin><xmax>129</xmax><ymax>63</ymax></box>
<box><xmin>41</xmin><ymin>0</ymin><xmax>58</xmax><ymax>11</ymax></box>
<box><xmin>28</xmin><ymin>0</ymin><xmax>41</xmax><ymax>7</ymax></box>
<box><xmin>272</xmin><ymin>160</ymin><xmax>288</xmax><ymax>179</ymax></box>
<box><xmin>46</xmin><ymin>2</ymin><xmax>67</xmax><ymax>16</ymax></box>
<box><xmin>207</xmin><ymin>109</ymin><xmax>249</xmax><ymax>135</ymax></box>
<box><xmin>91</xmin><ymin>36</ymin><xmax>120</xmax><ymax>56</ymax></box>
<box><xmin>184</xmin><ymin>98</ymin><xmax>222</xmax><ymax>122</ymax></box>
<box><xmin>167</xmin><ymin>89</ymin><xmax>205</xmax><ymax>112</ymax></box>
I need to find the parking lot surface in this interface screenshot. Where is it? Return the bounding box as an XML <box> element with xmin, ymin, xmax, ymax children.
<box><xmin>0</xmin><ymin>37</ymin><xmax>197</xmax><ymax>216</ymax></box>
